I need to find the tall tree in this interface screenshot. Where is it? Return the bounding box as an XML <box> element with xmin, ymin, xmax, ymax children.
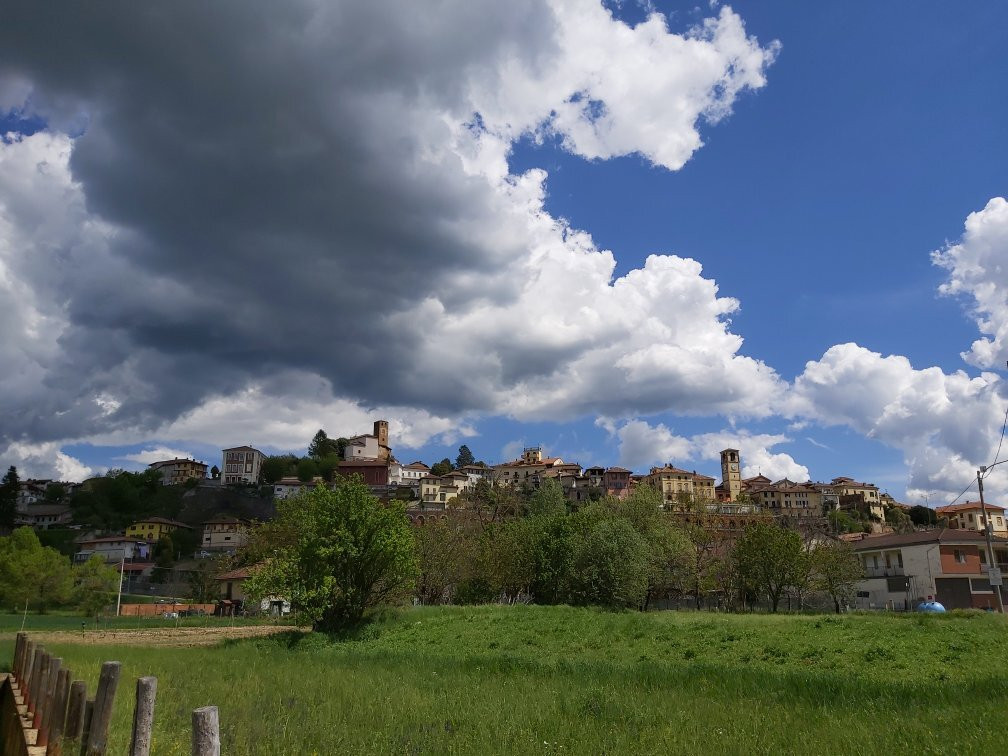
<box><xmin>73</xmin><ymin>555</ymin><xmax>118</xmax><ymax>617</ymax></box>
<box><xmin>244</xmin><ymin>477</ymin><xmax>416</xmax><ymax>630</ymax></box>
<box><xmin>814</xmin><ymin>541</ymin><xmax>864</xmax><ymax>613</ymax></box>
<box><xmin>0</xmin><ymin>527</ymin><xmax>73</xmax><ymax>613</ymax></box>
<box><xmin>455</xmin><ymin>445</ymin><xmax>475</xmax><ymax>470</ymax></box>
<box><xmin>0</xmin><ymin>466</ymin><xmax>19</xmax><ymax>531</ymax></box>
<box><xmin>430</xmin><ymin>458</ymin><xmax>453</xmax><ymax>476</ymax></box>
<box><xmin>308</xmin><ymin>429</ymin><xmax>336</xmax><ymax>459</ymax></box>
<box><xmin>733</xmin><ymin>521</ymin><xmax>804</xmax><ymax>613</ymax></box>
<box><xmin>527</xmin><ymin>478</ymin><xmax>567</xmax><ymax>518</ymax></box>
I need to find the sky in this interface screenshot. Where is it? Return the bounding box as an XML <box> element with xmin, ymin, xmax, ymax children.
<box><xmin>1</xmin><ymin>1</ymin><xmax>1007</xmax><ymax>506</ymax></box>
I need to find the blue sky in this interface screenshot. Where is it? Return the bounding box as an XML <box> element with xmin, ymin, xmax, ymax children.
<box><xmin>2</xmin><ymin>1</ymin><xmax>1007</xmax><ymax>504</ymax></box>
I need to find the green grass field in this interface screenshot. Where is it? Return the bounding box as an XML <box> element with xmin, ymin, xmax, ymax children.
<box><xmin>4</xmin><ymin>606</ymin><xmax>1006</xmax><ymax>754</ymax></box>
<box><xmin>0</xmin><ymin>611</ymin><xmax>292</xmax><ymax>633</ymax></box>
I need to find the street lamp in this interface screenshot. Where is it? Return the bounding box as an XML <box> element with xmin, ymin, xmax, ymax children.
<box><xmin>976</xmin><ymin>460</ymin><xmax>1007</xmax><ymax>613</ymax></box>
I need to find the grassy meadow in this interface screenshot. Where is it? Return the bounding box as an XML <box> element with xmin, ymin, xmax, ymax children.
<box><xmin>3</xmin><ymin>606</ymin><xmax>1006</xmax><ymax>754</ymax></box>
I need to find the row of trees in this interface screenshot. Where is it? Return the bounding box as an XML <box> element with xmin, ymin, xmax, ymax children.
<box><xmin>0</xmin><ymin>527</ymin><xmax>119</xmax><ymax>615</ymax></box>
<box><xmin>240</xmin><ymin>477</ymin><xmax>865</xmax><ymax>632</ymax></box>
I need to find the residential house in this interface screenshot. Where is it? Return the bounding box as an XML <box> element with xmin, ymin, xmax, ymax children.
<box><xmin>829</xmin><ymin>477</ymin><xmax>885</xmax><ymax>522</ymax></box>
<box><xmin>603</xmin><ymin>467</ymin><xmax>632</xmax><ymax>497</ymax></box>
<box><xmin>15</xmin><ymin>503</ymin><xmax>72</xmax><ymax>530</ymax></box>
<box><xmin>401</xmin><ymin>462</ymin><xmax>431</xmax><ymax>487</ymax></box>
<box><xmin>492</xmin><ymin>446</ymin><xmax>566</xmax><ymax>486</ymax></box>
<box><xmin>125</xmin><ymin>517</ymin><xmax>192</xmax><ymax>542</ymax></box>
<box><xmin>221</xmin><ymin>446</ymin><xmax>265</xmax><ymax>484</ymax></box>
<box><xmin>74</xmin><ymin>535</ymin><xmax>150</xmax><ymax>564</ymax></box>
<box><xmin>272</xmin><ymin>476</ymin><xmax>324</xmax><ymax>500</ymax></box>
<box><xmin>936</xmin><ymin>501</ymin><xmax>1008</xmax><ymax>537</ymax></box>
<box><xmin>746</xmin><ymin>479</ymin><xmax>824</xmax><ymax>523</ymax></box>
<box><xmin>216</xmin><ymin>565</ymin><xmax>290</xmax><ymax>616</ymax></box>
<box><xmin>146</xmin><ymin>458</ymin><xmax>208</xmax><ymax>486</ymax></box>
<box><xmin>337</xmin><ymin>460</ymin><xmax>390</xmax><ymax>487</ymax></box>
<box><xmin>420</xmin><ymin>471</ymin><xmax>472</xmax><ymax>508</ymax></box>
<box><xmin>202</xmin><ymin>515</ymin><xmax>248</xmax><ymax>553</ymax></box>
<box><xmin>851</xmin><ymin>529</ymin><xmax>1008</xmax><ymax>610</ymax></box>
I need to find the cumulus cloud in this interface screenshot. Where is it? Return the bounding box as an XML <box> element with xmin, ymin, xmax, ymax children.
<box><xmin>932</xmin><ymin>197</ymin><xmax>1008</xmax><ymax>370</ymax></box>
<box><xmin>789</xmin><ymin>342</ymin><xmax>1006</xmax><ymax>501</ymax></box>
<box><xmin>0</xmin><ymin>1</ymin><xmax>779</xmax><ymax>456</ymax></box>
<box><xmin>120</xmin><ymin>447</ymin><xmax>200</xmax><ymax>466</ymax></box>
<box><xmin>605</xmin><ymin>418</ymin><xmax>808</xmax><ymax>480</ymax></box>
<box><xmin>0</xmin><ymin>441</ymin><xmax>95</xmax><ymax>481</ymax></box>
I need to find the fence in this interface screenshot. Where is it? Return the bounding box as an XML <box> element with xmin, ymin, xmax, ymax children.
<box><xmin>3</xmin><ymin>633</ymin><xmax>221</xmax><ymax>755</ymax></box>
<box><xmin>117</xmin><ymin>603</ymin><xmax>216</xmax><ymax>618</ymax></box>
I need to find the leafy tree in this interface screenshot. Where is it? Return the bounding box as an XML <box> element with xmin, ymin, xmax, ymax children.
<box><xmin>0</xmin><ymin>465</ymin><xmax>19</xmax><ymax>531</ymax></box>
<box><xmin>189</xmin><ymin>563</ymin><xmax>221</xmax><ymax>603</ymax></box>
<box><xmin>318</xmin><ymin>453</ymin><xmax>342</xmax><ymax>483</ymax></box>
<box><xmin>459</xmin><ymin>479</ymin><xmax>522</xmax><ymax>528</ymax></box>
<box><xmin>296</xmin><ymin>458</ymin><xmax>319</xmax><ymax>483</ymax></box>
<box><xmin>885</xmin><ymin>506</ymin><xmax>913</xmax><ymax>533</ymax></box>
<box><xmin>243</xmin><ymin>477</ymin><xmax>416</xmax><ymax>630</ymax></box>
<box><xmin>210</xmin><ymin>465</ymin><xmax>220</xmax><ymax>480</ymax></box>
<box><xmin>455</xmin><ymin>445</ymin><xmax>475</xmax><ymax>470</ymax></box>
<box><xmin>673</xmin><ymin>493</ymin><xmax>724</xmax><ymax>609</ymax></box>
<box><xmin>261</xmin><ymin>455</ymin><xmax>294</xmax><ymax>485</ymax></box>
<box><xmin>430</xmin><ymin>458</ymin><xmax>453</xmax><ymax>477</ymax></box>
<box><xmin>154</xmin><ymin>536</ymin><xmax>175</xmax><ymax>568</ymax></box>
<box><xmin>908</xmin><ymin>504</ymin><xmax>938</xmax><ymax>528</ymax></box>
<box><xmin>44</xmin><ymin>482</ymin><xmax>67</xmax><ymax>502</ymax></box>
<box><xmin>733</xmin><ymin>521</ymin><xmax>804</xmax><ymax>612</ymax></box>
<box><xmin>73</xmin><ymin>555</ymin><xmax>118</xmax><ymax>617</ymax></box>
<box><xmin>0</xmin><ymin>527</ymin><xmax>73</xmax><ymax>613</ymax></box>
<box><xmin>527</xmin><ymin>478</ymin><xmax>567</xmax><ymax>518</ymax></box>
<box><xmin>567</xmin><ymin>516</ymin><xmax>649</xmax><ymax>609</ymax></box>
<box><xmin>308</xmin><ymin>429</ymin><xmax>338</xmax><ymax>460</ymax></box>
<box><xmin>813</xmin><ymin>541</ymin><xmax>864</xmax><ymax>613</ymax></box>
<box><xmin>413</xmin><ymin>519</ymin><xmax>476</xmax><ymax>604</ymax></box>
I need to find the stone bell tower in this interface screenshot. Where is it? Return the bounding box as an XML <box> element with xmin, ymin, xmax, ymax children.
<box><xmin>720</xmin><ymin>448</ymin><xmax>741</xmax><ymax>502</ymax></box>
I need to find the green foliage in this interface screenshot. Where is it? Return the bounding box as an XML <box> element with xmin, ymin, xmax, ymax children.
<box><xmin>733</xmin><ymin>522</ymin><xmax>804</xmax><ymax>612</ymax></box>
<box><xmin>567</xmin><ymin>516</ymin><xmax>649</xmax><ymax>609</ymax></box>
<box><xmin>44</xmin><ymin>482</ymin><xmax>67</xmax><ymax>501</ymax></box>
<box><xmin>527</xmin><ymin>478</ymin><xmax>567</xmax><ymax>518</ymax></box>
<box><xmin>813</xmin><ymin>541</ymin><xmax>865</xmax><ymax>613</ymax></box>
<box><xmin>884</xmin><ymin>505</ymin><xmax>913</xmax><ymax>532</ymax></box>
<box><xmin>69</xmin><ymin>469</ymin><xmax>182</xmax><ymax>531</ymax></box>
<box><xmin>429</xmin><ymin>458</ymin><xmax>453</xmax><ymax>476</ymax></box>
<box><xmin>244</xmin><ymin>479</ymin><xmax>416</xmax><ymax>630</ymax></box>
<box><xmin>454</xmin><ymin>445</ymin><xmax>475</xmax><ymax>470</ymax></box>
<box><xmin>154</xmin><ymin>536</ymin><xmax>175</xmax><ymax>568</ymax></box>
<box><xmin>318</xmin><ymin>454</ymin><xmax>342</xmax><ymax>483</ymax></box>
<box><xmin>413</xmin><ymin>520</ymin><xmax>476</xmax><ymax>604</ymax></box>
<box><xmin>261</xmin><ymin>455</ymin><xmax>296</xmax><ymax>484</ymax></box>
<box><xmin>73</xmin><ymin>554</ymin><xmax>118</xmax><ymax>616</ymax></box>
<box><xmin>907</xmin><ymin>504</ymin><xmax>938</xmax><ymax>527</ymax></box>
<box><xmin>296</xmin><ymin>457</ymin><xmax>319</xmax><ymax>482</ymax></box>
<box><xmin>0</xmin><ymin>465</ymin><xmax>18</xmax><ymax>531</ymax></box>
<box><xmin>210</xmin><ymin>465</ymin><xmax>220</xmax><ymax>480</ymax></box>
<box><xmin>827</xmin><ymin>509</ymin><xmax>869</xmax><ymax>534</ymax></box>
<box><xmin>189</xmin><ymin>562</ymin><xmax>221</xmax><ymax>602</ymax></box>
<box><xmin>0</xmin><ymin>527</ymin><xmax>73</xmax><ymax>612</ymax></box>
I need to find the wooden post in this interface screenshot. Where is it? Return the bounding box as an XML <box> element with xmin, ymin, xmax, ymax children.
<box><xmin>191</xmin><ymin>706</ymin><xmax>220</xmax><ymax>756</ymax></box>
<box><xmin>37</xmin><ymin>655</ymin><xmax>61</xmax><ymax>746</ymax></box>
<box><xmin>48</xmin><ymin>667</ymin><xmax>72</xmax><ymax>755</ymax></box>
<box><xmin>13</xmin><ymin>632</ymin><xmax>26</xmax><ymax>679</ymax></box>
<box><xmin>31</xmin><ymin>651</ymin><xmax>50</xmax><ymax>723</ymax></box>
<box><xmin>83</xmin><ymin>661</ymin><xmax>120</xmax><ymax>756</ymax></box>
<box><xmin>64</xmin><ymin>682</ymin><xmax>87</xmax><ymax>741</ymax></box>
<box><xmin>128</xmin><ymin>676</ymin><xmax>157</xmax><ymax>756</ymax></box>
<box><xmin>23</xmin><ymin>643</ymin><xmax>37</xmax><ymax>708</ymax></box>
<box><xmin>78</xmin><ymin>700</ymin><xmax>94</xmax><ymax>756</ymax></box>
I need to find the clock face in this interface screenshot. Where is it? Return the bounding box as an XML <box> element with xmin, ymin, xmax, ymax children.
<box><xmin>730</xmin><ymin>463</ymin><xmax>738</xmax><ymax>471</ymax></box>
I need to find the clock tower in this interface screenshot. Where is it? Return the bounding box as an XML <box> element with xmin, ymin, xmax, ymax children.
<box><xmin>720</xmin><ymin>449</ymin><xmax>741</xmax><ymax>502</ymax></box>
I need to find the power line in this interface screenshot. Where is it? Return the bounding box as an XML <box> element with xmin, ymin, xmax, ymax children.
<box><xmin>945</xmin><ymin>477</ymin><xmax>977</xmax><ymax>508</ymax></box>
<box><xmin>985</xmin><ymin>403</ymin><xmax>1008</xmax><ymax>477</ymax></box>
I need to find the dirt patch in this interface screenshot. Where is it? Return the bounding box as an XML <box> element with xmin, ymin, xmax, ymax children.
<box><xmin>11</xmin><ymin>624</ymin><xmax>303</xmax><ymax>648</ymax></box>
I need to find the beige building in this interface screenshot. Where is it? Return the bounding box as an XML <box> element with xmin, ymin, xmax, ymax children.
<box><xmin>222</xmin><ymin>446</ymin><xmax>265</xmax><ymax>484</ymax></box>
<box><xmin>147</xmin><ymin>458</ymin><xmax>208</xmax><ymax>486</ymax></box>
<box><xmin>202</xmin><ymin>515</ymin><xmax>248</xmax><ymax>553</ymax></box>
<box><xmin>720</xmin><ymin>449</ymin><xmax>742</xmax><ymax>502</ymax></box>
<box><xmin>828</xmin><ymin>477</ymin><xmax>885</xmax><ymax>522</ymax></box>
<box><xmin>492</xmin><ymin>447</ymin><xmax>566</xmax><ymax>486</ymax></box>
<box><xmin>645</xmin><ymin>465</ymin><xmax>717</xmax><ymax>504</ymax></box>
<box><xmin>936</xmin><ymin>501</ymin><xmax>1008</xmax><ymax>537</ymax></box>
<box><xmin>746</xmin><ymin>479</ymin><xmax>824</xmax><ymax>522</ymax></box>
<box><xmin>343</xmin><ymin>420</ymin><xmax>391</xmax><ymax>462</ymax></box>
<box><xmin>420</xmin><ymin>471</ymin><xmax>473</xmax><ymax>507</ymax></box>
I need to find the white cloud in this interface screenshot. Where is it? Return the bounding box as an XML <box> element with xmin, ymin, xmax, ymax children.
<box><xmin>120</xmin><ymin>447</ymin><xmax>198</xmax><ymax>466</ymax></box>
<box><xmin>932</xmin><ymin>196</ymin><xmax>1008</xmax><ymax>370</ymax></box>
<box><xmin>606</xmin><ymin>418</ymin><xmax>807</xmax><ymax>480</ymax></box>
<box><xmin>0</xmin><ymin>441</ymin><xmax>95</xmax><ymax>482</ymax></box>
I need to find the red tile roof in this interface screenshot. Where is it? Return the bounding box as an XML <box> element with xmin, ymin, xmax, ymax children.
<box><xmin>936</xmin><ymin>501</ymin><xmax>1005</xmax><ymax>514</ymax></box>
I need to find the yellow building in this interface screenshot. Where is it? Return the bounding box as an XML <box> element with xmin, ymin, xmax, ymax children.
<box><xmin>147</xmin><ymin>458</ymin><xmax>208</xmax><ymax>486</ymax></box>
<box><xmin>125</xmin><ymin>516</ymin><xmax>192</xmax><ymax>542</ymax></box>
<box><xmin>492</xmin><ymin>446</ymin><xmax>566</xmax><ymax>486</ymax></box>
<box><xmin>936</xmin><ymin>501</ymin><xmax>1008</xmax><ymax>537</ymax></box>
<box><xmin>644</xmin><ymin>465</ymin><xmax>717</xmax><ymax>504</ymax></box>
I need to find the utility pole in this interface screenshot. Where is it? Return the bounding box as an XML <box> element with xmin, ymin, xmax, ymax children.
<box><xmin>976</xmin><ymin>468</ymin><xmax>1005</xmax><ymax>613</ymax></box>
<box><xmin>116</xmin><ymin>555</ymin><xmax>125</xmax><ymax>617</ymax></box>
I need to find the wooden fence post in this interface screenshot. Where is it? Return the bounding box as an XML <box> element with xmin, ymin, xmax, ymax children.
<box><xmin>48</xmin><ymin>667</ymin><xmax>72</xmax><ymax>755</ymax></box>
<box><xmin>31</xmin><ymin>651</ymin><xmax>50</xmax><ymax>724</ymax></box>
<box><xmin>64</xmin><ymin>682</ymin><xmax>87</xmax><ymax>741</ymax></box>
<box><xmin>83</xmin><ymin>661</ymin><xmax>120</xmax><ymax>756</ymax></box>
<box><xmin>78</xmin><ymin>699</ymin><xmax>94</xmax><ymax>756</ymax></box>
<box><xmin>13</xmin><ymin>632</ymin><xmax>26</xmax><ymax>679</ymax></box>
<box><xmin>191</xmin><ymin>706</ymin><xmax>220</xmax><ymax>756</ymax></box>
<box><xmin>21</xmin><ymin>641</ymin><xmax>35</xmax><ymax>689</ymax></box>
<box><xmin>36</xmin><ymin>655</ymin><xmax>61</xmax><ymax>746</ymax></box>
<box><xmin>128</xmin><ymin>676</ymin><xmax>157</xmax><ymax>756</ymax></box>
<box><xmin>24</xmin><ymin>644</ymin><xmax>39</xmax><ymax>710</ymax></box>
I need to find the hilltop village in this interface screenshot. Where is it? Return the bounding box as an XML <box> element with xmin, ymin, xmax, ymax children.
<box><xmin>6</xmin><ymin>419</ymin><xmax>1008</xmax><ymax>612</ymax></box>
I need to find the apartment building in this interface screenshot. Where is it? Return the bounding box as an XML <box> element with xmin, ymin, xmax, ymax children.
<box><xmin>935</xmin><ymin>501</ymin><xmax>1008</xmax><ymax>537</ymax></box>
<box><xmin>222</xmin><ymin>446</ymin><xmax>265</xmax><ymax>485</ymax></box>
<box><xmin>644</xmin><ymin>465</ymin><xmax>717</xmax><ymax>504</ymax></box>
<box><xmin>147</xmin><ymin>458</ymin><xmax>208</xmax><ymax>486</ymax></box>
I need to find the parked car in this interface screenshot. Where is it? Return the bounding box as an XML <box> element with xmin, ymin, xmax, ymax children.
<box><xmin>162</xmin><ymin>611</ymin><xmax>179</xmax><ymax>619</ymax></box>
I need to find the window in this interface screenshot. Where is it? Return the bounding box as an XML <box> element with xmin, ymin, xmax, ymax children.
<box><xmin>954</xmin><ymin>549</ymin><xmax>966</xmax><ymax>564</ymax></box>
<box><xmin>971</xmin><ymin>578</ymin><xmax>993</xmax><ymax>593</ymax></box>
<box><xmin>897</xmin><ymin>552</ymin><xmax>903</xmax><ymax>568</ymax></box>
<box><xmin>980</xmin><ymin>551</ymin><xmax>988</xmax><ymax>565</ymax></box>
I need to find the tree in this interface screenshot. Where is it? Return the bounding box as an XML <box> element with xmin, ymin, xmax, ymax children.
<box><xmin>413</xmin><ymin>520</ymin><xmax>476</xmax><ymax>604</ymax></box>
<box><xmin>262</xmin><ymin>455</ymin><xmax>295</xmax><ymax>484</ymax></box>
<box><xmin>189</xmin><ymin>563</ymin><xmax>221</xmax><ymax>603</ymax></box>
<box><xmin>527</xmin><ymin>478</ymin><xmax>567</xmax><ymax>518</ymax></box>
<box><xmin>430</xmin><ymin>458</ymin><xmax>453</xmax><ymax>477</ymax></box>
<box><xmin>154</xmin><ymin>536</ymin><xmax>175</xmax><ymax>568</ymax></box>
<box><xmin>885</xmin><ymin>506</ymin><xmax>913</xmax><ymax>533</ymax></box>
<box><xmin>210</xmin><ymin>465</ymin><xmax>221</xmax><ymax>480</ymax></box>
<box><xmin>243</xmin><ymin>477</ymin><xmax>416</xmax><ymax>630</ymax></box>
<box><xmin>44</xmin><ymin>482</ymin><xmax>67</xmax><ymax>502</ymax></box>
<box><xmin>459</xmin><ymin>479</ymin><xmax>522</xmax><ymax>529</ymax></box>
<box><xmin>733</xmin><ymin>522</ymin><xmax>804</xmax><ymax>612</ymax></box>
<box><xmin>567</xmin><ymin>516</ymin><xmax>649</xmax><ymax>609</ymax></box>
<box><xmin>296</xmin><ymin>458</ymin><xmax>319</xmax><ymax>483</ymax></box>
<box><xmin>673</xmin><ymin>493</ymin><xmax>724</xmax><ymax>609</ymax></box>
<box><xmin>814</xmin><ymin>541</ymin><xmax>864</xmax><ymax>613</ymax></box>
<box><xmin>0</xmin><ymin>466</ymin><xmax>19</xmax><ymax>532</ymax></box>
<box><xmin>318</xmin><ymin>453</ymin><xmax>342</xmax><ymax>483</ymax></box>
<box><xmin>455</xmin><ymin>445</ymin><xmax>475</xmax><ymax>470</ymax></box>
<box><xmin>908</xmin><ymin>505</ymin><xmax>937</xmax><ymax>528</ymax></box>
<box><xmin>73</xmin><ymin>555</ymin><xmax>118</xmax><ymax>617</ymax></box>
<box><xmin>308</xmin><ymin>429</ymin><xmax>339</xmax><ymax>460</ymax></box>
<box><xmin>0</xmin><ymin>527</ymin><xmax>73</xmax><ymax>613</ymax></box>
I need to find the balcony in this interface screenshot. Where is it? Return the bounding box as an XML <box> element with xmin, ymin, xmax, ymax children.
<box><xmin>864</xmin><ymin>566</ymin><xmax>905</xmax><ymax>578</ymax></box>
